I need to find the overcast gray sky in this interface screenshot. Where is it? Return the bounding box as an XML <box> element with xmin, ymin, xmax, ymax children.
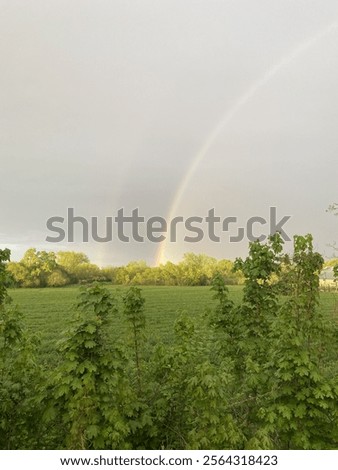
<box><xmin>1</xmin><ymin>0</ymin><xmax>338</xmax><ymax>266</ymax></box>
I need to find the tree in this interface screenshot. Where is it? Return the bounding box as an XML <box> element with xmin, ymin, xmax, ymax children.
<box><xmin>7</xmin><ymin>249</ymin><xmax>56</xmax><ymax>287</ymax></box>
<box><xmin>56</xmin><ymin>251</ymin><xmax>89</xmax><ymax>283</ymax></box>
<box><xmin>45</xmin><ymin>284</ymin><xmax>133</xmax><ymax>449</ymax></box>
<box><xmin>56</xmin><ymin>252</ymin><xmax>89</xmax><ymax>271</ymax></box>
<box><xmin>210</xmin><ymin>234</ymin><xmax>338</xmax><ymax>449</ymax></box>
<box><xmin>0</xmin><ymin>249</ymin><xmax>42</xmax><ymax>449</ymax></box>
<box><xmin>0</xmin><ymin>249</ymin><xmax>11</xmax><ymax>303</ymax></box>
<box><xmin>262</xmin><ymin>235</ymin><xmax>338</xmax><ymax>449</ymax></box>
<box><xmin>47</xmin><ymin>270</ymin><xmax>70</xmax><ymax>287</ymax></box>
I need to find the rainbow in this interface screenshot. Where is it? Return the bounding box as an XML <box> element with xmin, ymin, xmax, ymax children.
<box><xmin>155</xmin><ymin>21</ymin><xmax>338</xmax><ymax>266</ymax></box>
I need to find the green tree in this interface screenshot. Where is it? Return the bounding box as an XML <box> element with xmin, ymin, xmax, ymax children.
<box><xmin>0</xmin><ymin>249</ymin><xmax>42</xmax><ymax>449</ymax></box>
<box><xmin>261</xmin><ymin>235</ymin><xmax>338</xmax><ymax>449</ymax></box>
<box><xmin>47</xmin><ymin>269</ymin><xmax>70</xmax><ymax>287</ymax></box>
<box><xmin>8</xmin><ymin>249</ymin><xmax>56</xmax><ymax>287</ymax></box>
<box><xmin>45</xmin><ymin>284</ymin><xmax>134</xmax><ymax>449</ymax></box>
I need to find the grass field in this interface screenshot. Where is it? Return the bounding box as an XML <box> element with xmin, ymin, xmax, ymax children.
<box><xmin>9</xmin><ymin>285</ymin><xmax>338</xmax><ymax>361</ymax></box>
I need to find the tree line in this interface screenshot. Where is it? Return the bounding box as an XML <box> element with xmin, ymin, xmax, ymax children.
<box><xmin>6</xmin><ymin>249</ymin><xmax>244</xmax><ymax>287</ymax></box>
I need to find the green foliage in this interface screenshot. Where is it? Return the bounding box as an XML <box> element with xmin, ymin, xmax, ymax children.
<box><xmin>47</xmin><ymin>269</ymin><xmax>70</xmax><ymax>287</ymax></box>
<box><xmin>210</xmin><ymin>235</ymin><xmax>338</xmax><ymax>449</ymax></box>
<box><xmin>56</xmin><ymin>251</ymin><xmax>89</xmax><ymax>271</ymax></box>
<box><xmin>9</xmin><ymin>249</ymin><xmax>243</xmax><ymax>288</ymax></box>
<box><xmin>261</xmin><ymin>235</ymin><xmax>337</xmax><ymax>449</ymax></box>
<box><xmin>333</xmin><ymin>264</ymin><xmax>338</xmax><ymax>279</ymax></box>
<box><xmin>44</xmin><ymin>284</ymin><xmax>134</xmax><ymax>449</ymax></box>
<box><xmin>0</xmin><ymin>249</ymin><xmax>11</xmax><ymax>305</ymax></box>
<box><xmin>149</xmin><ymin>315</ymin><xmax>243</xmax><ymax>449</ymax></box>
<box><xmin>0</xmin><ymin>249</ymin><xmax>42</xmax><ymax>449</ymax></box>
<box><xmin>123</xmin><ymin>287</ymin><xmax>146</xmax><ymax>395</ymax></box>
<box><xmin>56</xmin><ymin>251</ymin><xmax>106</xmax><ymax>283</ymax></box>
<box><xmin>0</xmin><ymin>305</ymin><xmax>42</xmax><ymax>449</ymax></box>
<box><xmin>8</xmin><ymin>249</ymin><xmax>57</xmax><ymax>287</ymax></box>
<box><xmin>1</xmin><ymin>236</ymin><xmax>337</xmax><ymax>450</ymax></box>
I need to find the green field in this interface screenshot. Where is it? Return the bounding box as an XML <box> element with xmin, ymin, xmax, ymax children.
<box><xmin>10</xmin><ymin>285</ymin><xmax>338</xmax><ymax>360</ymax></box>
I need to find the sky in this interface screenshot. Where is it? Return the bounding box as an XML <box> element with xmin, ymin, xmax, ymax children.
<box><xmin>1</xmin><ymin>0</ymin><xmax>338</xmax><ymax>266</ymax></box>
